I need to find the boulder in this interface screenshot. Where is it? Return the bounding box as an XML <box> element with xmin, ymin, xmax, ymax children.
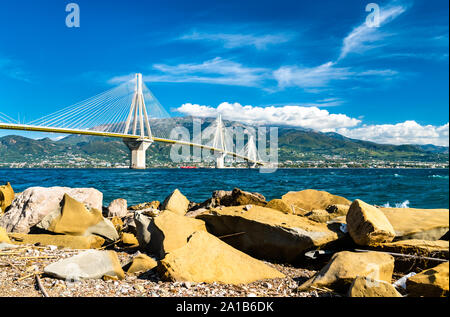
<box><xmin>106</xmin><ymin>198</ymin><xmax>127</xmax><ymax>218</ymax></box>
<box><xmin>406</xmin><ymin>262</ymin><xmax>449</xmax><ymax>297</ymax></box>
<box><xmin>298</xmin><ymin>251</ymin><xmax>395</xmax><ymax>292</ymax></box>
<box><xmin>37</xmin><ymin>194</ymin><xmax>118</xmax><ymax>241</ymax></box>
<box><xmin>125</xmin><ymin>252</ymin><xmax>157</xmax><ymax>274</ymax></box>
<box><xmin>381</xmin><ymin>207</ymin><xmax>449</xmax><ymax>241</ymax></box>
<box><xmin>196</xmin><ymin>205</ymin><xmax>344</xmax><ymax>263</ymax></box>
<box><xmin>348</xmin><ymin>276</ymin><xmax>402</xmax><ymax>297</ymax></box>
<box><xmin>157</xmin><ymin>231</ymin><xmax>285</xmax><ymax>284</ymax></box>
<box><xmin>374</xmin><ymin>239</ymin><xmax>449</xmax><ymax>259</ymax></box>
<box><xmin>346</xmin><ymin>199</ymin><xmax>395</xmax><ymax>246</ymax></box>
<box><xmin>8</xmin><ymin>233</ymin><xmax>105</xmax><ymax>249</ymax></box>
<box><xmin>192</xmin><ymin>189</ymin><xmax>267</xmax><ymax>211</ymax></box>
<box><xmin>265</xmin><ymin>199</ymin><xmax>292</xmax><ymax>214</ymax></box>
<box><xmin>280</xmin><ymin>189</ymin><xmax>350</xmax><ymax>215</ymax></box>
<box><xmin>161</xmin><ymin>189</ymin><xmax>190</xmax><ymax>215</ymax></box>
<box><xmin>0</xmin><ymin>186</ymin><xmax>102</xmax><ymax>233</ymax></box>
<box><xmin>120</xmin><ymin>232</ymin><xmax>139</xmax><ymax>247</ymax></box>
<box><xmin>0</xmin><ymin>182</ymin><xmax>14</xmax><ymax>213</ymax></box>
<box><xmin>44</xmin><ymin>250</ymin><xmax>124</xmax><ymax>280</ymax></box>
<box><xmin>189</xmin><ymin>190</ymin><xmax>230</xmax><ymax>211</ymax></box>
<box><xmin>129</xmin><ymin>201</ymin><xmax>160</xmax><ymax>211</ymax></box>
<box><xmin>122</xmin><ymin>213</ymin><xmax>136</xmax><ymax>234</ymax></box>
<box><xmin>0</xmin><ymin>226</ymin><xmax>11</xmax><ymax>243</ymax></box>
<box><xmin>220</xmin><ymin>188</ymin><xmax>267</xmax><ymax>207</ymax></box>
<box><xmin>135</xmin><ymin>210</ymin><xmax>207</xmax><ymax>259</ymax></box>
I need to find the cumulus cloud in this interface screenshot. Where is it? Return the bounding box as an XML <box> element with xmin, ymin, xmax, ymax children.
<box><xmin>337</xmin><ymin>121</ymin><xmax>449</xmax><ymax>146</ymax></box>
<box><xmin>176</xmin><ymin>102</ymin><xmax>361</xmax><ymax>132</ymax></box>
<box><xmin>177</xmin><ymin>103</ymin><xmax>449</xmax><ymax>146</ymax></box>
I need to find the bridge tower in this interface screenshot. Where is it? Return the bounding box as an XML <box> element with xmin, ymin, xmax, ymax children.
<box><xmin>212</xmin><ymin>115</ymin><xmax>227</xmax><ymax>168</ymax></box>
<box><xmin>246</xmin><ymin>134</ymin><xmax>258</xmax><ymax>168</ymax></box>
<box><xmin>123</xmin><ymin>73</ymin><xmax>153</xmax><ymax>169</ymax></box>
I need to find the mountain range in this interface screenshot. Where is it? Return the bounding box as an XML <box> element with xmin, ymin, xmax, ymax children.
<box><xmin>0</xmin><ymin>117</ymin><xmax>448</xmax><ymax>167</ymax></box>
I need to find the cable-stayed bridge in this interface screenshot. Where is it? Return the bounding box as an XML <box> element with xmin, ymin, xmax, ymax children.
<box><xmin>0</xmin><ymin>73</ymin><xmax>264</xmax><ymax>169</ymax></box>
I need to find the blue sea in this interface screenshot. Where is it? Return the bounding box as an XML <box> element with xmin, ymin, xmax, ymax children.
<box><xmin>0</xmin><ymin>168</ymin><xmax>448</xmax><ymax>209</ymax></box>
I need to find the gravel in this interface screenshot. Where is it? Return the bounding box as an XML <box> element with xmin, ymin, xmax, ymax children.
<box><xmin>0</xmin><ymin>244</ymin><xmax>333</xmax><ymax>297</ymax></box>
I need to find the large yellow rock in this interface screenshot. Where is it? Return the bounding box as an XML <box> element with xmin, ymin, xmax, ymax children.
<box><xmin>197</xmin><ymin>205</ymin><xmax>344</xmax><ymax>263</ymax></box>
<box><xmin>375</xmin><ymin>239</ymin><xmax>449</xmax><ymax>259</ymax></box>
<box><xmin>126</xmin><ymin>253</ymin><xmax>157</xmax><ymax>274</ymax></box>
<box><xmin>346</xmin><ymin>199</ymin><xmax>395</xmax><ymax>246</ymax></box>
<box><xmin>37</xmin><ymin>194</ymin><xmax>119</xmax><ymax>241</ymax></box>
<box><xmin>157</xmin><ymin>231</ymin><xmax>285</xmax><ymax>284</ymax></box>
<box><xmin>0</xmin><ymin>226</ymin><xmax>11</xmax><ymax>243</ymax></box>
<box><xmin>381</xmin><ymin>207</ymin><xmax>449</xmax><ymax>241</ymax></box>
<box><xmin>8</xmin><ymin>233</ymin><xmax>105</xmax><ymax>249</ymax></box>
<box><xmin>135</xmin><ymin>210</ymin><xmax>207</xmax><ymax>259</ymax></box>
<box><xmin>348</xmin><ymin>276</ymin><xmax>402</xmax><ymax>297</ymax></box>
<box><xmin>266</xmin><ymin>199</ymin><xmax>292</xmax><ymax>214</ymax></box>
<box><xmin>0</xmin><ymin>182</ymin><xmax>14</xmax><ymax>212</ymax></box>
<box><xmin>161</xmin><ymin>189</ymin><xmax>190</xmax><ymax>215</ymax></box>
<box><xmin>406</xmin><ymin>262</ymin><xmax>449</xmax><ymax>297</ymax></box>
<box><xmin>298</xmin><ymin>251</ymin><xmax>395</xmax><ymax>292</ymax></box>
<box><xmin>280</xmin><ymin>189</ymin><xmax>350</xmax><ymax>215</ymax></box>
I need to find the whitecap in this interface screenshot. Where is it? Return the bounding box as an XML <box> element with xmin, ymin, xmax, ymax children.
<box><xmin>382</xmin><ymin>200</ymin><xmax>410</xmax><ymax>208</ymax></box>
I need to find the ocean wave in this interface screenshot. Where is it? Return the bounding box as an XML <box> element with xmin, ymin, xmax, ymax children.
<box><xmin>382</xmin><ymin>200</ymin><xmax>410</xmax><ymax>208</ymax></box>
<box><xmin>429</xmin><ymin>175</ymin><xmax>449</xmax><ymax>179</ymax></box>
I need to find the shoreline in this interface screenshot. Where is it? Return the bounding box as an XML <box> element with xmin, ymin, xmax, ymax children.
<box><xmin>1</xmin><ymin>167</ymin><xmax>449</xmax><ymax>170</ymax></box>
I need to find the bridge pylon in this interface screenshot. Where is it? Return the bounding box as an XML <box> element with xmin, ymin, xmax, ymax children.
<box><xmin>123</xmin><ymin>73</ymin><xmax>153</xmax><ymax>169</ymax></box>
<box><xmin>212</xmin><ymin>115</ymin><xmax>227</xmax><ymax>168</ymax></box>
<box><xmin>246</xmin><ymin>134</ymin><xmax>258</xmax><ymax>168</ymax></box>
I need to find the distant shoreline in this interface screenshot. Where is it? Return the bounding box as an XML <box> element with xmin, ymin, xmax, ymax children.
<box><xmin>0</xmin><ymin>167</ymin><xmax>449</xmax><ymax>170</ymax></box>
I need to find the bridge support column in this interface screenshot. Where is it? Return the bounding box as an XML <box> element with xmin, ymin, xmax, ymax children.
<box><xmin>215</xmin><ymin>153</ymin><xmax>226</xmax><ymax>169</ymax></box>
<box><xmin>123</xmin><ymin>139</ymin><xmax>152</xmax><ymax>169</ymax></box>
<box><xmin>247</xmin><ymin>161</ymin><xmax>257</xmax><ymax>169</ymax></box>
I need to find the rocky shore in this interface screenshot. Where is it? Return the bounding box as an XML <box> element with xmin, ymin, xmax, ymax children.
<box><xmin>0</xmin><ymin>182</ymin><xmax>448</xmax><ymax>298</ymax></box>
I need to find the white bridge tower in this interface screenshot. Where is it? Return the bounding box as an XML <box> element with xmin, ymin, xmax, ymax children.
<box><xmin>123</xmin><ymin>73</ymin><xmax>153</xmax><ymax>169</ymax></box>
<box><xmin>212</xmin><ymin>115</ymin><xmax>227</xmax><ymax>168</ymax></box>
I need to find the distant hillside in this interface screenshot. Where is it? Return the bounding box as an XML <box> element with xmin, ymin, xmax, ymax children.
<box><xmin>0</xmin><ymin>117</ymin><xmax>448</xmax><ymax>167</ymax></box>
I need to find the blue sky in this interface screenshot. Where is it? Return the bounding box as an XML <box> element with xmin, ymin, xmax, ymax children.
<box><xmin>0</xmin><ymin>0</ymin><xmax>448</xmax><ymax>145</ymax></box>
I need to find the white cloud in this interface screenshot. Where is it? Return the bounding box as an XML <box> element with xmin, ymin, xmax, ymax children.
<box><xmin>273</xmin><ymin>61</ymin><xmax>398</xmax><ymax>89</ymax></box>
<box><xmin>108</xmin><ymin>58</ymin><xmax>269</xmax><ymax>87</ymax></box>
<box><xmin>180</xmin><ymin>31</ymin><xmax>292</xmax><ymax>50</ymax></box>
<box><xmin>176</xmin><ymin>102</ymin><xmax>361</xmax><ymax>131</ymax></box>
<box><xmin>339</xmin><ymin>4</ymin><xmax>407</xmax><ymax>59</ymax></box>
<box><xmin>273</xmin><ymin>62</ymin><xmax>352</xmax><ymax>89</ymax></box>
<box><xmin>337</xmin><ymin>121</ymin><xmax>449</xmax><ymax>146</ymax></box>
<box><xmin>177</xmin><ymin>103</ymin><xmax>449</xmax><ymax>146</ymax></box>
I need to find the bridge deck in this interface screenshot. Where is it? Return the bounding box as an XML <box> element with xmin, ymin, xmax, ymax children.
<box><xmin>0</xmin><ymin>123</ymin><xmax>262</xmax><ymax>165</ymax></box>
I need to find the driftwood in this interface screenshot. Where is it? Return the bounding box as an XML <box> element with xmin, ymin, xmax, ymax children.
<box><xmin>354</xmin><ymin>249</ymin><xmax>448</xmax><ymax>262</ymax></box>
<box><xmin>35</xmin><ymin>274</ymin><xmax>50</xmax><ymax>297</ymax></box>
<box><xmin>218</xmin><ymin>232</ymin><xmax>246</xmax><ymax>239</ymax></box>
